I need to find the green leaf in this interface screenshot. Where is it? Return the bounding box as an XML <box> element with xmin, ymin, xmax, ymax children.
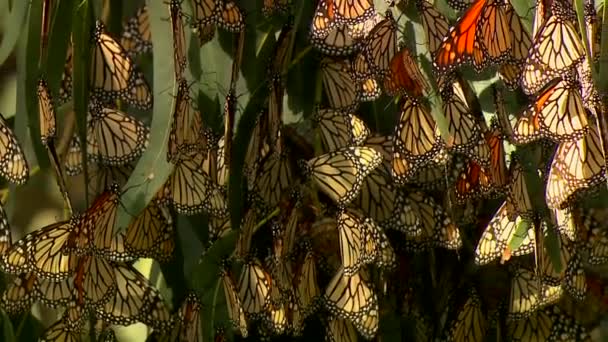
<box><xmin>44</xmin><ymin>0</ymin><xmax>74</xmax><ymax>98</ymax></box>
<box><xmin>25</xmin><ymin>0</ymin><xmax>49</xmax><ymax>169</ymax></box>
<box><xmin>192</xmin><ymin>230</ymin><xmax>237</xmax><ymax>339</ymax></box>
<box><xmin>1</xmin><ymin>310</ymin><xmax>15</xmax><ymax>342</ymax></box>
<box><xmin>71</xmin><ymin>0</ymin><xmax>92</xmax><ymax>203</ymax></box>
<box><xmin>507</xmin><ymin>219</ymin><xmax>530</xmax><ymax>252</ymax></box>
<box><xmin>0</xmin><ymin>1</ymin><xmax>29</xmax><ymax>66</ymax></box>
<box><xmin>543</xmin><ymin>224</ymin><xmax>563</xmax><ymax>274</ymax></box>
<box><xmin>116</xmin><ymin>0</ymin><xmax>176</xmax><ymax>230</ymax></box>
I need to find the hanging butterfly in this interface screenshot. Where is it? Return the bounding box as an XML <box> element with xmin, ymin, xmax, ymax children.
<box><xmin>86</xmin><ymin>104</ymin><xmax>150</xmax><ymax>166</ymax></box>
<box><xmin>507</xmin><ymin>305</ymin><xmax>590</xmax><ymax>341</ymax></box>
<box><xmin>442</xmin><ymin>288</ymin><xmax>487</xmax><ymax>341</ymax></box>
<box><xmin>434</xmin><ymin>0</ymin><xmax>512</xmax><ymax>72</ymax></box>
<box><xmin>0</xmin><ymin>112</ymin><xmax>29</xmax><ymax>184</ymax></box>
<box><xmin>238</xmin><ymin>258</ymin><xmax>272</xmax><ymax>318</ymax></box>
<box><xmin>546</xmin><ymin>122</ymin><xmax>606</xmax><ymax>209</ymax></box>
<box><xmin>320</xmin><ymin>57</ymin><xmax>361</xmax><ymax>111</ymax></box>
<box><xmin>509</xmin><ymin>265</ymin><xmax>563</xmax><ymax>319</ymax></box>
<box><xmin>314</xmin><ymin>108</ymin><xmax>370</xmax><ymax>152</ymax></box>
<box><xmin>124</xmin><ymin>198</ymin><xmax>174</xmax><ymax>262</ymax></box>
<box><xmin>324</xmin><ymin>267</ymin><xmax>379</xmax><ymax>339</ymax></box>
<box><xmin>396</xmin><ymin>191</ymin><xmax>462</xmax><ymax>252</ymax></box>
<box><xmin>356</xmin><ymin>10</ymin><xmax>397</xmax><ymax>77</ymax></box>
<box><xmin>301</xmin><ymin>146</ymin><xmax>382</xmax><ymax>207</ymax></box>
<box><xmin>513</xmin><ymin>77</ymin><xmax>588</xmax><ymax>144</ymax></box>
<box><xmin>441</xmin><ymin>80</ymin><xmax>489</xmax><ymax>167</ymax></box>
<box><xmin>498</xmin><ymin>6</ymin><xmax>532</xmax><ymax>89</ymax></box>
<box><xmin>120</xmin><ymin>5</ymin><xmax>152</xmax><ymax>59</ymax></box>
<box><xmin>392</xmin><ymin>96</ymin><xmax>447</xmax><ymax>184</ymax></box>
<box><xmin>415</xmin><ymin>0</ymin><xmax>450</xmax><ymax>57</ymax></box>
<box><xmin>167</xmin><ymin>79</ymin><xmax>207</xmax><ymax>162</ymax></box>
<box><xmin>521</xmin><ymin>0</ymin><xmax>584</xmax><ymax>95</ymax></box>
<box><xmin>90</xmin><ymin>21</ymin><xmax>152</xmax><ymax>110</ymax></box>
<box><xmin>382</xmin><ymin>44</ymin><xmax>429</xmax><ymax>97</ymax></box>
<box><xmin>474</xmin><ymin>201</ymin><xmax>535</xmax><ymax>265</ymax></box>
<box><xmin>169</xmin><ymin>1</ymin><xmax>188</xmax><ymax>80</ymax></box>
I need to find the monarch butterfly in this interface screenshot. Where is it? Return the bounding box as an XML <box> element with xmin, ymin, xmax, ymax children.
<box><xmin>220</xmin><ymin>267</ymin><xmax>249</xmax><ymax>337</ymax></box>
<box><xmin>441</xmin><ymin>82</ymin><xmax>489</xmax><ymax>167</ymax></box>
<box><xmin>586</xmin><ymin>212</ymin><xmax>608</xmax><ymax>265</ymax></box>
<box><xmin>87</xmin><ymin>105</ymin><xmax>150</xmax><ymax>166</ymax></box>
<box><xmin>301</xmin><ymin>146</ymin><xmax>382</xmax><ymax>207</ymax></box>
<box><xmin>326</xmin><ymin>318</ymin><xmax>358</xmax><ymax>342</ymax></box>
<box><xmin>0</xmin><ymin>204</ymin><xmax>10</xmax><ymax>255</ymax></box>
<box><xmin>1</xmin><ymin>273</ymin><xmax>39</xmax><ymax>314</ymax></box>
<box><xmin>170</xmin><ymin>1</ymin><xmax>188</xmax><ymax>80</ymax></box>
<box><xmin>522</xmin><ymin>0</ymin><xmax>584</xmax><ymax>95</ymax></box>
<box><xmin>336</xmin><ymin>209</ymin><xmax>371</xmax><ymax>275</ymax></box>
<box><xmin>546</xmin><ymin>123</ymin><xmax>606</xmax><ymax>209</ymax></box>
<box><xmin>120</xmin><ymin>5</ymin><xmax>152</xmax><ymax>59</ymax></box>
<box><xmin>165</xmin><ymin>151</ymin><xmax>228</xmax><ymax>216</ymax></box>
<box><xmin>1</xmin><ymin>272</ymin><xmax>73</xmax><ymax>312</ymax></box>
<box><xmin>124</xmin><ymin>199</ymin><xmax>174</xmax><ymax>262</ymax></box>
<box><xmin>398</xmin><ymin>191</ymin><xmax>462</xmax><ymax>251</ymax></box>
<box><xmin>249</xmin><ymin>151</ymin><xmax>293</xmax><ymax>214</ymax></box>
<box><xmin>434</xmin><ymin>0</ymin><xmax>512</xmax><ymax>72</ymax></box>
<box><xmin>563</xmin><ymin>254</ymin><xmax>586</xmax><ymax>301</ymax></box>
<box><xmin>474</xmin><ymin>201</ymin><xmax>535</xmax><ymax>265</ymax></box>
<box><xmin>363</xmin><ymin>217</ymin><xmax>396</xmax><ymax>270</ymax></box>
<box><xmin>69</xmin><ymin>254</ymin><xmax>116</xmax><ymax>308</ymax></box>
<box><xmin>513</xmin><ymin>77</ymin><xmax>588</xmax><ymax>144</ymax></box>
<box><xmin>195</xmin><ymin>23</ymin><xmax>216</xmax><ymax>45</ymax></box>
<box><xmin>263</xmin><ymin>301</ymin><xmax>289</xmax><ymax>335</ymax></box>
<box><xmin>295</xmin><ymin>250</ymin><xmax>320</xmax><ymax>324</ymax></box>
<box><xmin>263</xmin><ymin>0</ymin><xmax>289</xmax><ymax>16</ymax></box>
<box><xmin>509</xmin><ymin>266</ymin><xmax>562</xmax><ymax>319</ymax></box>
<box><xmin>324</xmin><ymin>268</ymin><xmax>379</xmax><ymax>339</ymax></box>
<box><xmin>0</xmin><ymin>215</ymin><xmax>82</xmax><ymax>279</ymax></box>
<box><xmin>416</xmin><ymin>0</ymin><xmax>450</xmax><ymax>56</ymax></box>
<box><xmin>456</xmin><ymin>120</ymin><xmax>508</xmax><ymax>201</ymax></box>
<box><xmin>0</xmin><ymin>112</ymin><xmax>29</xmax><ymax>184</ymax></box>
<box><xmin>64</xmin><ymin>135</ymin><xmax>84</xmax><ymax>176</ymax></box>
<box><xmin>383</xmin><ymin>45</ymin><xmax>429</xmax><ymax>97</ymax></box>
<box><xmin>507</xmin><ymin>305</ymin><xmax>590</xmax><ymax>341</ymax></box>
<box><xmin>539</xmin><ymin>231</ymin><xmax>573</xmax><ymax>287</ymax></box>
<box><xmin>58</xmin><ymin>42</ymin><xmax>73</xmax><ymax>105</ymax></box>
<box><xmin>443</xmin><ymin>289</ymin><xmax>487</xmax><ymax>341</ymax></box>
<box><xmin>552</xmin><ymin>207</ymin><xmax>576</xmax><ymax>241</ymax></box>
<box><xmin>310</xmin><ymin>20</ymin><xmax>367</xmax><ymax>56</ymax></box>
<box><xmin>38</xmin><ymin>303</ymin><xmax>84</xmax><ymax>342</ymax></box>
<box><xmin>167</xmin><ymin>80</ymin><xmax>206</xmax><ymax>162</ymax></box>
<box><xmin>320</xmin><ymin>58</ymin><xmax>361</xmax><ymax>111</ymax></box>
<box><xmin>359</xmin><ymin>10</ymin><xmax>397</xmax><ymax>77</ymax></box>
<box><xmin>352</xmin><ymin>146</ymin><xmax>396</xmax><ymax>224</ymax></box>
<box><xmin>37</xmin><ymin>274</ymin><xmax>73</xmax><ymax>308</ymax></box>
<box><xmin>314</xmin><ymin>109</ymin><xmax>370</xmax><ymax>152</ymax></box>
<box><xmin>505</xmin><ymin>160</ymin><xmax>534</xmax><ymax>221</ymax></box>
<box><xmin>267</xmin><ymin>78</ymin><xmax>284</xmax><ymax>153</ymax></box>
<box><xmin>191</xmin><ymin>0</ymin><xmax>244</xmax><ymax>44</ymax></box>
<box><xmin>91</xmin><ymin>21</ymin><xmax>152</xmax><ymax>110</ymax></box>
<box><xmin>392</xmin><ymin>96</ymin><xmax>446</xmax><ymax>184</ymax></box>
<box><xmin>37</xmin><ymin>79</ymin><xmax>56</xmax><ymax>146</ymax></box>
<box><xmin>238</xmin><ymin>258</ymin><xmax>272</xmax><ymax>317</ymax></box>
<box><xmin>312</xmin><ymin>0</ymin><xmax>374</xmax><ymax>31</ymax></box>
<box><xmin>498</xmin><ymin>6</ymin><xmax>532</xmax><ymax>89</ymax></box>
<box><xmin>86</xmin><ymin>164</ymin><xmax>134</xmax><ymax>203</ymax></box>
<box><xmin>361</xmin><ymin>78</ymin><xmax>381</xmax><ymax>102</ymax></box>
<box><xmin>217</xmin><ymin>2</ymin><xmax>245</xmax><ymax>32</ymax></box>
<box><xmin>79</xmin><ymin>185</ymin><xmax>136</xmax><ymax>262</ymax></box>
<box><xmin>96</xmin><ymin>263</ymin><xmax>172</xmax><ymax>331</ymax></box>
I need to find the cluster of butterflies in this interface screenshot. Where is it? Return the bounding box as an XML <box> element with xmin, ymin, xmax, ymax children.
<box><xmin>0</xmin><ymin>0</ymin><xmax>607</xmax><ymax>340</ymax></box>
